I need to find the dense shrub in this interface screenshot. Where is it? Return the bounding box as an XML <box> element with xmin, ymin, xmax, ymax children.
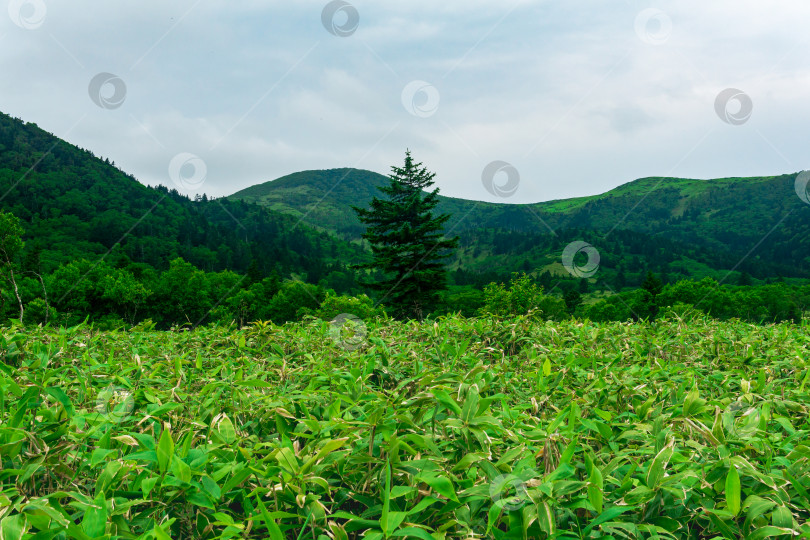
<box><xmin>438</xmin><ymin>287</ymin><xmax>486</xmax><ymax>317</ymax></box>
<box><xmin>586</xmin><ymin>278</ymin><xmax>805</xmax><ymax>324</ymax></box>
<box><xmin>479</xmin><ymin>273</ymin><xmax>567</xmax><ymax>320</ymax></box>
<box><xmin>314</xmin><ymin>292</ymin><xmax>386</xmax><ymax>321</ymax></box>
<box><xmin>23</xmin><ymin>297</ymin><xmax>57</xmax><ymax>325</ymax></box>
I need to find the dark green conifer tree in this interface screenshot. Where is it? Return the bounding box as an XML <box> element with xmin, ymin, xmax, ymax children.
<box><xmin>353</xmin><ymin>151</ymin><xmax>459</xmax><ymax>319</ymax></box>
<box><xmin>641</xmin><ymin>271</ymin><xmax>663</xmax><ymax>297</ymax></box>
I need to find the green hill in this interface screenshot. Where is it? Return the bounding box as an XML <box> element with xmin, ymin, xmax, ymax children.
<box><xmin>0</xmin><ymin>112</ymin><xmax>365</xmax><ymax>279</ymax></box>
<box><xmin>229</xmin><ymin>168</ymin><xmax>390</xmax><ymax>238</ymax></box>
<box><xmin>229</xmin><ymin>168</ymin><xmax>810</xmax><ymax>282</ymax></box>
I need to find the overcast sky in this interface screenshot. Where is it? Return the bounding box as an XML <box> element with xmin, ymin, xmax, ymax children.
<box><xmin>2</xmin><ymin>0</ymin><xmax>809</xmax><ymax>203</ymax></box>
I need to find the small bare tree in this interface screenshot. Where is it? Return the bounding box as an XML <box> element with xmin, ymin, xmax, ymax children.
<box><xmin>0</xmin><ymin>211</ymin><xmax>26</xmax><ymax>323</ymax></box>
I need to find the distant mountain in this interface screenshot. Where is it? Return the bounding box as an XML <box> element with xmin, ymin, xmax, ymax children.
<box><xmin>228</xmin><ymin>168</ymin><xmax>550</xmax><ymax>238</ymax></box>
<box><xmin>229</xmin><ymin>168</ymin><xmax>390</xmax><ymax>238</ymax></box>
<box><xmin>229</xmin><ymin>168</ymin><xmax>810</xmax><ymax>283</ymax></box>
<box><xmin>0</xmin><ymin>112</ymin><xmax>364</xmax><ymax>280</ymax></box>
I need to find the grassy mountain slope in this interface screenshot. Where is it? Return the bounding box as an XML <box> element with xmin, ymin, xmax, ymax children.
<box><xmin>547</xmin><ymin>174</ymin><xmax>810</xmax><ymax>278</ymax></box>
<box><xmin>229</xmin><ymin>168</ymin><xmax>390</xmax><ymax>238</ymax></box>
<box><xmin>229</xmin><ymin>168</ymin><xmax>810</xmax><ymax>281</ymax></box>
<box><xmin>228</xmin><ymin>168</ymin><xmax>525</xmax><ymax>237</ymax></box>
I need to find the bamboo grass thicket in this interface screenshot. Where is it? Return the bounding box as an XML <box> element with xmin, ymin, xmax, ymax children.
<box><xmin>0</xmin><ymin>313</ymin><xmax>809</xmax><ymax>538</ymax></box>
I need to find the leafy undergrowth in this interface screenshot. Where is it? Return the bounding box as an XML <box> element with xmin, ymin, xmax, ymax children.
<box><xmin>1</xmin><ymin>314</ymin><xmax>809</xmax><ymax>539</ymax></box>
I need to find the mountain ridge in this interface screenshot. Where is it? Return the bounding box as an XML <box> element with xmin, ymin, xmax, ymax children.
<box><xmin>227</xmin><ymin>167</ymin><xmax>810</xmax><ymax>282</ymax></box>
<box><xmin>230</xmin><ymin>167</ymin><xmax>780</xmax><ymax>208</ymax></box>
<box><xmin>226</xmin><ymin>167</ymin><xmax>803</xmax><ymax>233</ymax></box>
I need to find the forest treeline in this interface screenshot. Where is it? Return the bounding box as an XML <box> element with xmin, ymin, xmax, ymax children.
<box><xmin>3</xmin><ymin>251</ymin><xmax>807</xmax><ymax>329</ymax></box>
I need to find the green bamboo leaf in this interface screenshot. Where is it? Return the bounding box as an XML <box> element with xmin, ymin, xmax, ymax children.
<box><xmin>536</xmin><ymin>501</ymin><xmax>555</xmax><ymax>536</ymax></box>
<box><xmin>771</xmin><ymin>506</ymin><xmax>793</xmax><ymax>528</ymax></box>
<box><xmin>416</xmin><ymin>474</ymin><xmax>459</xmax><ymax>503</ymax></box>
<box><xmin>125</xmin><ymin>450</ymin><xmax>157</xmax><ymax>463</ymax></box>
<box><xmin>222</xmin><ymin>464</ymin><xmax>253</xmax><ymax>493</ymax></box>
<box><xmin>683</xmin><ymin>387</ymin><xmax>706</xmax><ymax>417</ymax></box>
<box><xmin>147</xmin><ymin>403</ymin><xmax>183</xmax><ymax>417</ymax></box>
<box><xmin>156</xmin><ymin>428</ymin><xmax>174</xmax><ymax>475</ymax></box>
<box><xmin>187</xmin><ymin>490</ymin><xmax>214</xmax><ymax>509</ymax></box>
<box><xmin>255</xmin><ymin>495</ymin><xmax>284</xmax><ymax>540</ymax></box>
<box><xmin>89</xmin><ymin>448</ymin><xmax>116</xmax><ymax>468</ymax></box>
<box><xmin>782</xmin><ymin>469</ymin><xmax>810</xmax><ymax>504</ymax></box>
<box><xmin>558</xmin><ymin>437</ymin><xmax>578</xmax><ymax>466</ymax></box>
<box><xmin>451</xmin><ymin>452</ymin><xmax>487</xmax><ymax>471</ymax></box>
<box><xmin>0</xmin><ymin>514</ymin><xmax>27</xmax><ymax>540</ymax></box>
<box><xmin>300</xmin><ymin>437</ymin><xmax>349</xmax><ymax>474</ymax></box>
<box><xmin>331</xmin><ymin>511</ymin><xmax>380</xmax><ymax>531</ymax></box>
<box><xmin>744</xmin><ymin>496</ymin><xmax>777</xmax><ymax>529</ymax></box>
<box><xmin>171</xmin><ymin>455</ymin><xmax>191</xmax><ymax>483</ymax></box>
<box><xmin>151</xmin><ymin>521</ymin><xmax>175</xmax><ymax>540</ymax></box>
<box><xmin>65</xmin><ymin>524</ymin><xmax>94</xmax><ymax>540</ymax></box>
<box><xmin>81</xmin><ymin>494</ymin><xmax>107</xmax><ymax>538</ymax></box>
<box><xmin>405</xmin><ymin>496</ymin><xmax>440</xmax><ymax>516</ymax></box>
<box><xmin>708</xmin><ymin>512</ymin><xmax>740</xmax><ymax>540</ymax></box>
<box><xmin>645</xmin><ymin>441</ymin><xmax>675</xmax><ymax>489</ymax></box>
<box><xmin>94</xmin><ymin>460</ymin><xmax>123</xmax><ymax>497</ymax></box>
<box><xmin>46</xmin><ymin>387</ymin><xmax>75</xmax><ymax>418</ymax></box>
<box><xmin>786</xmin><ymin>445</ymin><xmax>810</xmax><ymax>460</ymax></box>
<box><xmin>486</xmin><ymin>502</ymin><xmax>503</xmax><ymax>534</ymax></box>
<box><xmin>749</xmin><ymin>526</ymin><xmax>797</xmax><ymax>540</ymax></box>
<box><xmin>390</xmin><ymin>526</ymin><xmax>436</xmax><ymax>540</ymax></box>
<box><xmin>623</xmin><ymin>486</ymin><xmax>655</xmax><ymax>505</ymax></box>
<box><xmin>384</xmin><ymin>513</ymin><xmax>408</xmax><ymax>537</ymax></box>
<box><xmin>274</xmin><ymin>447</ymin><xmax>300</xmax><ymax>475</ymax></box>
<box><xmin>726</xmin><ymin>464</ymin><xmax>741</xmax><ymax>516</ymax></box>
<box><xmin>141</xmin><ymin>476</ymin><xmax>160</xmax><ymax>498</ymax></box>
<box><xmin>581</xmin><ymin>505</ymin><xmax>634</xmax><ymax>537</ymax></box>
<box><xmin>274</xmin><ymin>412</ymin><xmax>290</xmax><ymax>441</ymax></box>
<box><xmin>216</xmin><ymin>415</ymin><xmax>237</xmax><ymax>444</ymax></box>
<box><xmin>460</xmin><ymin>385</ymin><xmax>480</xmax><ymax>424</ymax></box>
<box><xmin>711</xmin><ymin>408</ymin><xmax>726</xmax><ymax>444</ymax></box>
<box><xmin>588</xmin><ymin>463</ymin><xmax>604</xmax><ymax>513</ymax></box>
<box><xmin>432</xmin><ymin>389</ymin><xmax>462</xmax><ymax>416</ymax></box>
<box><xmin>10</xmin><ymin>387</ymin><xmax>38</xmax><ymax>429</ymax></box>
<box><xmin>212</xmin><ymin>512</ymin><xmax>235</xmax><ymax>526</ymax></box>
<box><xmin>236</xmin><ymin>379</ymin><xmax>273</xmax><ymax>387</ymax></box>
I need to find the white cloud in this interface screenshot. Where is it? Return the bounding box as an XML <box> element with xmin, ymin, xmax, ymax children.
<box><xmin>2</xmin><ymin>0</ymin><xmax>809</xmax><ymax>204</ymax></box>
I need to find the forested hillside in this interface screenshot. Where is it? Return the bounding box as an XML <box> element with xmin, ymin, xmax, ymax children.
<box><xmin>0</xmin><ymin>112</ymin><xmax>365</xmax><ymax>278</ymax></box>
<box><xmin>0</xmin><ymin>112</ymin><xmax>370</xmax><ymax>327</ymax></box>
